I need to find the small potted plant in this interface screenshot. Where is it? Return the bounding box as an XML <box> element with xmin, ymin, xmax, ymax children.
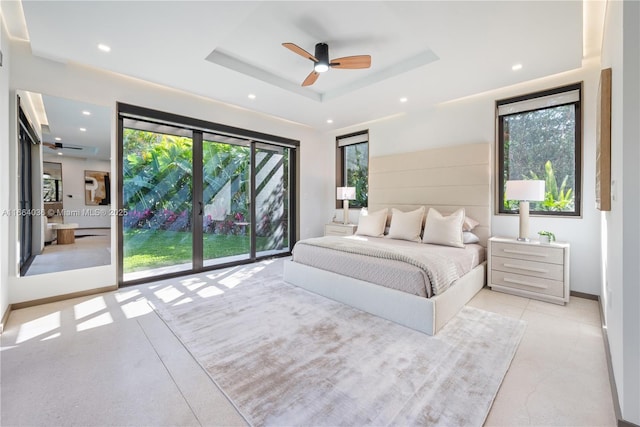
<box><xmin>538</xmin><ymin>230</ymin><xmax>556</xmax><ymax>244</ymax></box>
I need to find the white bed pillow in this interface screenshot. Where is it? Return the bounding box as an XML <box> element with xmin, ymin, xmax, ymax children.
<box><xmin>463</xmin><ymin>231</ymin><xmax>480</xmax><ymax>244</ymax></box>
<box><xmin>463</xmin><ymin>215</ymin><xmax>480</xmax><ymax>231</ymax></box>
<box><xmin>355</xmin><ymin>209</ymin><xmax>387</xmax><ymax>237</ymax></box>
<box><xmin>422</xmin><ymin>208</ymin><xmax>465</xmax><ymax>248</ymax></box>
<box><xmin>386</xmin><ymin>207</ymin><xmax>425</xmax><ymax>242</ymax></box>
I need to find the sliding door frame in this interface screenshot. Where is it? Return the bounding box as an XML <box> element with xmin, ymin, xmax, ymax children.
<box><xmin>17</xmin><ymin>96</ymin><xmax>40</xmax><ymax>276</ymax></box>
<box><xmin>116</xmin><ymin>103</ymin><xmax>299</xmax><ymax>287</ymax></box>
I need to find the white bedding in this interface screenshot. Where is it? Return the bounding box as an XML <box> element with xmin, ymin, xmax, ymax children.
<box><xmin>292</xmin><ymin>235</ymin><xmax>485</xmax><ymax>298</ymax></box>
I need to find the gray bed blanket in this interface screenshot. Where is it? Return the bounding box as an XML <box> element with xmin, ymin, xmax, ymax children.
<box><xmin>294</xmin><ymin>236</ymin><xmax>471</xmax><ymax>296</ymax></box>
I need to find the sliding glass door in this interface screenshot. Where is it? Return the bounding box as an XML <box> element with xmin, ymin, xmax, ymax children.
<box><xmin>18</xmin><ymin>112</ymin><xmax>36</xmax><ymax>274</ymax></box>
<box><xmin>118</xmin><ymin>104</ymin><xmax>297</xmax><ymax>285</ymax></box>
<box><xmin>255</xmin><ymin>143</ymin><xmax>290</xmax><ymax>257</ymax></box>
<box><xmin>202</xmin><ymin>135</ymin><xmax>251</xmax><ymax>267</ymax></box>
<box><xmin>122</xmin><ymin>124</ymin><xmax>194</xmax><ymax>281</ymax></box>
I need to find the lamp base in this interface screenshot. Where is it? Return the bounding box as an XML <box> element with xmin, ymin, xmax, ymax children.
<box><xmin>517</xmin><ymin>200</ymin><xmax>530</xmax><ymax>242</ymax></box>
<box><xmin>343</xmin><ymin>199</ymin><xmax>350</xmax><ymax>225</ymax></box>
<box><xmin>516</xmin><ymin>237</ymin><xmax>530</xmax><ymax>242</ymax></box>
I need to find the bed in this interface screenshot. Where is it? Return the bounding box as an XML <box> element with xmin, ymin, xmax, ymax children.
<box><xmin>283</xmin><ymin>142</ymin><xmax>491</xmax><ymax>335</ymax></box>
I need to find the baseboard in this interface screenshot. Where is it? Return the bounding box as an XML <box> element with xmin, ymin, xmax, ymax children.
<box><xmin>597</xmin><ymin>297</ymin><xmax>640</xmax><ymax>427</ymax></box>
<box><xmin>570</xmin><ymin>290</ymin><xmax>599</xmax><ymax>300</ymax></box>
<box><xmin>0</xmin><ymin>303</ymin><xmax>12</xmax><ymax>335</ymax></box>
<box><xmin>10</xmin><ymin>285</ymin><xmax>118</xmax><ymax>311</ymax></box>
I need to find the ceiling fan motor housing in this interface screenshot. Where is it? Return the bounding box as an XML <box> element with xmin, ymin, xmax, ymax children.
<box><xmin>314</xmin><ymin>43</ymin><xmax>330</xmax><ymax>72</ymax></box>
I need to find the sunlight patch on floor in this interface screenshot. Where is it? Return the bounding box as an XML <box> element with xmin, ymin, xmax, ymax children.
<box><xmin>77</xmin><ymin>312</ymin><xmax>114</xmax><ymax>332</ymax></box>
<box><xmin>74</xmin><ymin>296</ymin><xmax>107</xmax><ymax>320</ymax></box>
<box><xmin>16</xmin><ymin>312</ymin><xmax>60</xmax><ymax>344</ymax></box>
<box><xmin>197</xmin><ymin>286</ymin><xmax>225</xmax><ymax>298</ymax></box>
<box><xmin>121</xmin><ymin>299</ymin><xmax>154</xmax><ymax>319</ymax></box>
<box><xmin>155</xmin><ymin>285</ymin><xmax>184</xmax><ymax>303</ymax></box>
<box><xmin>115</xmin><ymin>289</ymin><xmax>141</xmax><ymax>303</ymax></box>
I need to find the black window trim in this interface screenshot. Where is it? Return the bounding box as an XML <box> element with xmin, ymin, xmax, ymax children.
<box><xmin>335</xmin><ymin>130</ymin><xmax>369</xmax><ymax>209</ymax></box>
<box><xmin>496</xmin><ymin>82</ymin><xmax>583</xmax><ymax>217</ymax></box>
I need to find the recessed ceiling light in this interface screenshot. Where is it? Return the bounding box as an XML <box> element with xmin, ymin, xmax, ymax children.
<box><xmin>80</xmin><ymin>127</ymin><xmax>87</xmax><ymax>132</ymax></box>
<box><xmin>326</xmin><ymin>119</ymin><xmax>333</xmax><ymax>124</ymax></box>
<box><xmin>400</xmin><ymin>97</ymin><xmax>408</xmax><ymax>103</ymax></box>
<box><xmin>248</xmin><ymin>94</ymin><xmax>256</xmax><ymax>100</ymax></box>
<box><xmin>98</xmin><ymin>43</ymin><xmax>111</xmax><ymax>52</ymax></box>
<box><xmin>82</xmin><ymin>110</ymin><xmax>91</xmax><ymax>116</ymax></box>
<box><xmin>57</xmin><ymin>152</ymin><xmax>63</xmax><ymax>156</ymax></box>
<box><xmin>54</xmin><ymin>137</ymin><xmax>61</xmax><ymax>141</ymax></box>
<box><xmin>512</xmin><ymin>63</ymin><xmax>523</xmax><ymax>71</ymax></box>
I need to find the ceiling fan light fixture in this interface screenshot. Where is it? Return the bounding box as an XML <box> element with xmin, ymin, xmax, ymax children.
<box><xmin>314</xmin><ymin>62</ymin><xmax>329</xmax><ymax>73</ymax></box>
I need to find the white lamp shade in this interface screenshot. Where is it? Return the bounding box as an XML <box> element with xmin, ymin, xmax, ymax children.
<box><xmin>505</xmin><ymin>180</ymin><xmax>545</xmax><ymax>201</ymax></box>
<box><xmin>336</xmin><ymin>187</ymin><xmax>356</xmax><ymax>200</ymax></box>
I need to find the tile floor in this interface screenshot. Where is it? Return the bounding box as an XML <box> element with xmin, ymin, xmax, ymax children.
<box><xmin>1</xmin><ymin>259</ymin><xmax>617</xmax><ymax>426</ymax></box>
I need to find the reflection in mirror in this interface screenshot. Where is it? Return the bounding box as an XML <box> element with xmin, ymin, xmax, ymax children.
<box><xmin>21</xmin><ymin>92</ymin><xmax>112</xmax><ymax>276</ymax></box>
<box><xmin>43</xmin><ymin>162</ymin><xmax>62</xmax><ymax>202</ymax></box>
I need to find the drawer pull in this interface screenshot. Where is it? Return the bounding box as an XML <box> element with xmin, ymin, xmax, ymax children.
<box><xmin>504</xmin><ymin>277</ymin><xmax>548</xmax><ymax>289</ymax></box>
<box><xmin>503</xmin><ymin>263</ymin><xmax>549</xmax><ymax>274</ymax></box>
<box><xmin>502</xmin><ymin>249</ymin><xmax>548</xmax><ymax>258</ymax></box>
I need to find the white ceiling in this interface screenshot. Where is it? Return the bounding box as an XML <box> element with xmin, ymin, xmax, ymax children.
<box><xmin>18</xmin><ymin>1</ymin><xmax>584</xmax><ymax>131</ymax></box>
<box><xmin>39</xmin><ymin>94</ymin><xmax>112</xmax><ymax>160</ymax></box>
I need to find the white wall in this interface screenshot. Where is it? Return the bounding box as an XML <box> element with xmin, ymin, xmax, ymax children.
<box><xmin>7</xmin><ymin>39</ymin><xmax>328</xmax><ymax>305</ymax></box>
<box><xmin>0</xmin><ymin>10</ymin><xmax>11</xmax><ymax>323</ymax></box>
<box><xmin>601</xmin><ymin>0</ymin><xmax>640</xmax><ymax>424</ymax></box>
<box><xmin>330</xmin><ymin>63</ymin><xmax>602</xmax><ymax>296</ymax></box>
<box><xmin>42</xmin><ymin>155</ymin><xmax>111</xmax><ymax>228</ymax></box>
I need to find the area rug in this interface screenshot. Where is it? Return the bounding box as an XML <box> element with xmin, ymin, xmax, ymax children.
<box><xmin>153</xmin><ymin>271</ymin><xmax>526</xmax><ymax>427</ymax></box>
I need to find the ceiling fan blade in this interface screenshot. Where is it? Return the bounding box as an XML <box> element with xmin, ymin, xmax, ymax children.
<box><xmin>65</xmin><ymin>146</ymin><xmax>84</xmax><ymax>150</ymax></box>
<box><xmin>283</xmin><ymin>42</ymin><xmax>318</xmax><ymax>63</ymax></box>
<box><xmin>330</xmin><ymin>55</ymin><xmax>371</xmax><ymax>69</ymax></box>
<box><xmin>43</xmin><ymin>142</ymin><xmax>57</xmax><ymax>149</ymax></box>
<box><xmin>302</xmin><ymin>71</ymin><xmax>320</xmax><ymax>87</ymax></box>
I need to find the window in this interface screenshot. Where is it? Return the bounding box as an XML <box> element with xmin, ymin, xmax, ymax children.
<box><xmin>336</xmin><ymin>130</ymin><xmax>369</xmax><ymax>208</ymax></box>
<box><xmin>497</xmin><ymin>83</ymin><xmax>582</xmax><ymax>216</ymax></box>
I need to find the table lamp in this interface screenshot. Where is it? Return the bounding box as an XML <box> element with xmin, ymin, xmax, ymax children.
<box><xmin>505</xmin><ymin>180</ymin><xmax>545</xmax><ymax>241</ymax></box>
<box><xmin>336</xmin><ymin>187</ymin><xmax>356</xmax><ymax>225</ymax></box>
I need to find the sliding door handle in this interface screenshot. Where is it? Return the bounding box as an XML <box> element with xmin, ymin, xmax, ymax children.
<box><xmin>198</xmin><ymin>201</ymin><xmax>203</xmax><ymax>215</ymax></box>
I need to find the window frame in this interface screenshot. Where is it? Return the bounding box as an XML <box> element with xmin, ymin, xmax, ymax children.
<box><xmin>496</xmin><ymin>83</ymin><xmax>583</xmax><ymax>217</ymax></box>
<box><xmin>335</xmin><ymin>130</ymin><xmax>369</xmax><ymax>209</ymax></box>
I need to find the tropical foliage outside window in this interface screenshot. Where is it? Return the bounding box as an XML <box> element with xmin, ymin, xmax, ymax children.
<box><xmin>337</xmin><ymin>131</ymin><xmax>369</xmax><ymax>208</ymax></box>
<box><xmin>498</xmin><ymin>84</ymin><xmax>581</xmax><ymax>216</ymax></box>
<box><xmin>122</xmin><ymin>128</ymin><xmax>290</xmax><ymax>273</ymax></box>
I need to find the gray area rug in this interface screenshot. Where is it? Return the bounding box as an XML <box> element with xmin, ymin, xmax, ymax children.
<box><xmin>154</xmin><ymin>272</ymin><xmax>526</xmax><ymax>427</ymax></box>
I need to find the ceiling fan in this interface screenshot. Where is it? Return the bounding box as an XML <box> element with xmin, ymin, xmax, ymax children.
<box><xmin>43</xmin><ymin>142</ymin><xmax>83</xmax><ymax>151</ymax></box>
<box><xmin>282</xmin><ymin>42</ymin><xmax>371</xmax><ymax>87</ymax></box>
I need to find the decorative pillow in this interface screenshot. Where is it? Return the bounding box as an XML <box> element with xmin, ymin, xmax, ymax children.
<box><xmin>386</xmin><ymin>207</ymin><xmax>425</xmax><ymax>242</ymax></box>
<box><xmin>463</xmin><ymin>231</ymin><xmax>480</xmax><ymax>244</ymax></box>
<box><xmin>463</xmin><ymin>215</ymin><xmax>480</xmax><ymax>231</ymax></box>
<box><xmin>422</xmin><ymin>208</ymin><xmax>465</xmax><ymax>248</ymax></box>
<box><xmin>355</xmin><ymin>209</ymin><xmax>387</xmax><ymax>237</ymax></box>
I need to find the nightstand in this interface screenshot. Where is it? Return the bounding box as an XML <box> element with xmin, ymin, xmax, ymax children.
<box><xmin>324</xmin><ymin>223</ymin><xmax>357</xmax><ymax>237</ymax></box>
<box><xmin>488</xmin><ymin>236</ymin><xmax>570</xmax><ymax>305</ymax></box>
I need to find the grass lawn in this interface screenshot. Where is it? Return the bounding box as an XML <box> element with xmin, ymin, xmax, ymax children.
<box><xmin>124</xmin><ymin>229</ymin><xmax>287</xmax><ymax>272</ymax></box>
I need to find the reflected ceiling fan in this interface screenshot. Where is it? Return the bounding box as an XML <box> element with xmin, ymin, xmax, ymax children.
<box><xmin>282</xmin><ymin>42</ymin><xmax>371</xmax><ymax>87</ymax></box>
<box><xmin>43</xmin><ymin>142</ymin><xmax>83</xmax><ymax>151</ymax></box>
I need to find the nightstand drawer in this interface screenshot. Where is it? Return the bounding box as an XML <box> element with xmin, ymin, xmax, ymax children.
<box><xmin>491</xmin><ymin>270</ymin><xmax>564</xmax><ymax>298</ymax></box>
<box><xmin>491</xmin><ymin>242</ymin><xmax>564</xmax><ymax>265</ymax></box>
<box><xmin>491</xmin><ymin>256</ymin><xmax>564</xmax><ymax>281</ymax></box>
<box><xmin>324</xmin><ymin>224</ymin><xmax>357</xmax><ymax>236</ymax></box>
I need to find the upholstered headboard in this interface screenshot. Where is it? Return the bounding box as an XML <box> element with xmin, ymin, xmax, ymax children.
<box><xmin>368</xmin><ymin>142</ymin><xmax>491</xmax><ymax>246</ymax></box>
